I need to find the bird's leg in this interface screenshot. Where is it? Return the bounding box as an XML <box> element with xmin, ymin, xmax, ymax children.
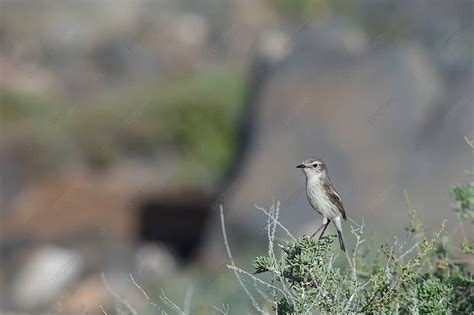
<box><xmin>310</xmin><ymin>222</ymin><xmax>326</xmax><ymax>238</ymax></box>
<box><xmin>318</xmin><ymin>220</ymin><xmax>331</xmax><ymax>240</ymax></box>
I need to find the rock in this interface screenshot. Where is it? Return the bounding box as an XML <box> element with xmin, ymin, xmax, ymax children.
<box><xmin>0</xmin><ymin>170</ymin><xmax>136</xmax><ymax>244</ymax></box>
<box><xmin>134</xmin><ymin>243</ymin><xmax>177</xmax><ymax>279</ymax></box>
<box><xmin>12</xmin><ymin>246</ymin><xmax>83</xmax><ymax>309</ymax></box>
<box><xmin>219</xmin><ymin>20</ymin><xmax>469</xmax><ymax>239</ymax></box>
<box><xmin>174</xmin><ymin>13</ymin><xmax>209</xmax><ymax>47</ymax></box>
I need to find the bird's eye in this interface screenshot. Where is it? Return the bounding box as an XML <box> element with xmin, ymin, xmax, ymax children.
<box><xmin>313</xmin><ymin>163</ymin><xmax>318</xmax><ymax>167</ymax></box>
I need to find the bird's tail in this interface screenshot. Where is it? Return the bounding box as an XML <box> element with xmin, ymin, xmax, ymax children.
<box><xmin>337</xmin><ymin>229</ymin><xmax>346</xmax><ymax>252</ymax></box>
<box><xmin>334</xmin><ymin>217</ymin><xmax>346</xmax><ymax>252</ymax></box>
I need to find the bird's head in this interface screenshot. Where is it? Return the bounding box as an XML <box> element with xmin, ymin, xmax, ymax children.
<box><xmin>296</xmin><ymin>157</ymin><xmax>327</xmax><ymax>178</ymax></box>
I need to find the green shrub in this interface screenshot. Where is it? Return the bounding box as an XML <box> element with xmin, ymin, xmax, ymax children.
<box><xmin>244</xmin><ymin>182</ymin><xmax>473</xmax><ymax>314</ymax></box>
<box><xmin>0</xmin><ymin>68</ymin><xmax>245</xmax><ymax>187</ymax></box>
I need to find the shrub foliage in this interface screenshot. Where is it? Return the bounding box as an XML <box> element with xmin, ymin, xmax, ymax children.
<box><xmin>248</xmin><ymin>182</ymin><xmax>473</xmax><ymax>314</ymax></box>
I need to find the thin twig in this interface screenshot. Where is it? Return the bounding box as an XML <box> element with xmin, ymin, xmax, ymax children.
<box><xmin>307</xmin><ymin>253</ymin><xmax>340</xmax><ymax>313</ymax></box>
<box><xmin>265</xmin><ymin>202</ymin><xmax>279</xmax><ymax>307</ymax></box>
<box><xmin>256</xmin><ymin>204</ymin><xmax>296</xmax><ymax>241</ymax></box>
<box><xmin>276</xmin><ymin>251</ymin><xmax>298</xmax><ymax>311</ymax></box>
<box><xmin>129</xmin><ymin>274</ymin><xmax>150</xmax><ymax>300</ymax></box>
<box><xmin>220</xmin><ymin>205</ymin><xmax>267</xmax><ymax>314</ymax></box>
<box><xmin>99</xmin><ymin>304</ymin><xmax>108</xmax><ymax>315</ymax></box>
<box><xmin>129</xmin><ymin>273</ymin><xmax>161</xmax><ymax>311</ymax></box>
<box><xmin>212</xmin><ymin>304</ymin><xmax>230</xmax><ymax>315</ymax></box>
<box><xmin>227</xmin><ymin>265</ymin><xmax>286</xmax><ymax>295</ymax></box>
<box><xmin>395</xmin><ymin>240</ymin><xmax>422</xmax><ymax>262</ymax></box>
<box><xmin>348</xmin><ymin>218</ymin><xmax>365</xmax><ymax>281</ymax></box>
<box><xmin>253</xmin><ymin>280</ymin><xmax>272</xmax><ymax>304</ymax></box>
<box><xmin>457</xmin><ymin>216</ymin><xmax>468</xmax><ymax>241</ymax></box>
<box><xmin>160</xmin><ymin>289</ymin><xmax>185</xmax><ymax>315</ymax></box>
<box><xmin>101</xmin><ymin>272</ymin><xmax>138</xmax><ymax>315</ymax></box>
<box><xmin>348</xmin><ymin>216</ymin><xmax>362</xmax><ymax>227</ymax></box>
<box><xmin>183</xmin><ymin>284</ymin><xmax>194</xmax><ymax>315</ymax></box>
<box><xmin>265</xmin><ymin>202</ymin><xmax>297</xmax><ymax>311</ymax></box>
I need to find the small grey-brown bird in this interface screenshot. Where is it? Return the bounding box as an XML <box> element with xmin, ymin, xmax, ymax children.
<box><xmin>297</xmin><ymin>157</ymin><xmax>347</xmax><ymax>251</ymax></box>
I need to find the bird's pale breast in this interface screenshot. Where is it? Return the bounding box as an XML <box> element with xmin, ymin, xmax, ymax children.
<box><xmin>306</xmin><ymin>179</ymin><xmax>340</xmax><ymax>220</ymax></box>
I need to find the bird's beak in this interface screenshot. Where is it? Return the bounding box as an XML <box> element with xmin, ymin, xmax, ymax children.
<box><xmin>296</xmin><ymin>164</ymin><xmax>305</xmax><ymax>168</ymax></box>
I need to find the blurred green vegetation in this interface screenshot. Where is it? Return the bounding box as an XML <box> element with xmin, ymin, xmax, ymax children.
<box><xmin>270</xmin><ymin>0</ymin><xmax>350</xmax><ymax>20</ymax></box>
<box><xmin>452</xmin><ymin>181</ymin><xmax>474</xmax><ymax>221</ymax></box>
<box><xmin>0</xmin><ymin>68</ymin><xmax>245</xmax><ymax>187</ymax></box>
<box><xmin>269</xmin><ymin>0</ymin><xmax>403</xmax><ymax>43</ymax></box>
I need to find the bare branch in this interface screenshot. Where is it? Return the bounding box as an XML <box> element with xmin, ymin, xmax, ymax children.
<box><xmin>213</xmin><ymin>304</ymin><xmax>230</xmax><ymax>315</ymax></box>
<box><xmin>99</xmin><ymin>304</ymin><xmax>108</xmax><ymax>315</ymax></box>
<box><xmin>160</xmin><ymin>289</ymin><xmax>185</xmax><ymax>315</ymax></box>
<box><xmin>227</xmin><ymin>265</ymin><xmax>285</xmax><ymax>295</ymax></box>
<box><xmin>101</xmin><ymin>272</ymin><xmax>138</xmax><ymax>315</ymax></box>
<box><xmin>220</xmin><ymin>205</ymin><xmax>267</xmax><ymax>314</ymax></box>
<box><xmin>395</xmin><ymin>240</ymin><xmax>422</xmax><ymax>262</ymax></box>
<box><xmin>129</xmin><ymin>273</ymin><xmax>161</xmax><ymax>311</ymax></box>
<box><xmin>183</xmin><ymin>284</ymin><xmax>194</xmax><ymax>315</ymax></box>
<box><xmin>256</xmin><ymin>203</ymin><xmax>296</xmax><ymax>241</ymax></box>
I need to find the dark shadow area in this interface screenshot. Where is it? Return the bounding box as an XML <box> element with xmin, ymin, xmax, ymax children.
<box><xmin>138</xmin><ymin>192</ymin><xmax>213</xmax><ymax>261</ymax></box>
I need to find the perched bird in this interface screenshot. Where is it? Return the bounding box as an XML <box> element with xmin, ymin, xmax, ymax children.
<box><xmin>297</xmin><ymin>158</ymin><xmax>347</xmax><ymax>251</ymax></box>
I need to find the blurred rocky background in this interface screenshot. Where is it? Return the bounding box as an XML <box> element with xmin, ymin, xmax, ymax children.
<box><xmin>0</xmin><ymin>0</ymin><xmax>473</xmax><ymax>314</ymax></box>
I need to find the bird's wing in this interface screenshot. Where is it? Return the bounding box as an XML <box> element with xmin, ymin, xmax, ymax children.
<box><xmin>324</xmin><ymin>181</ymin><xmax>347</xmax><ymax>220</ymax></box>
